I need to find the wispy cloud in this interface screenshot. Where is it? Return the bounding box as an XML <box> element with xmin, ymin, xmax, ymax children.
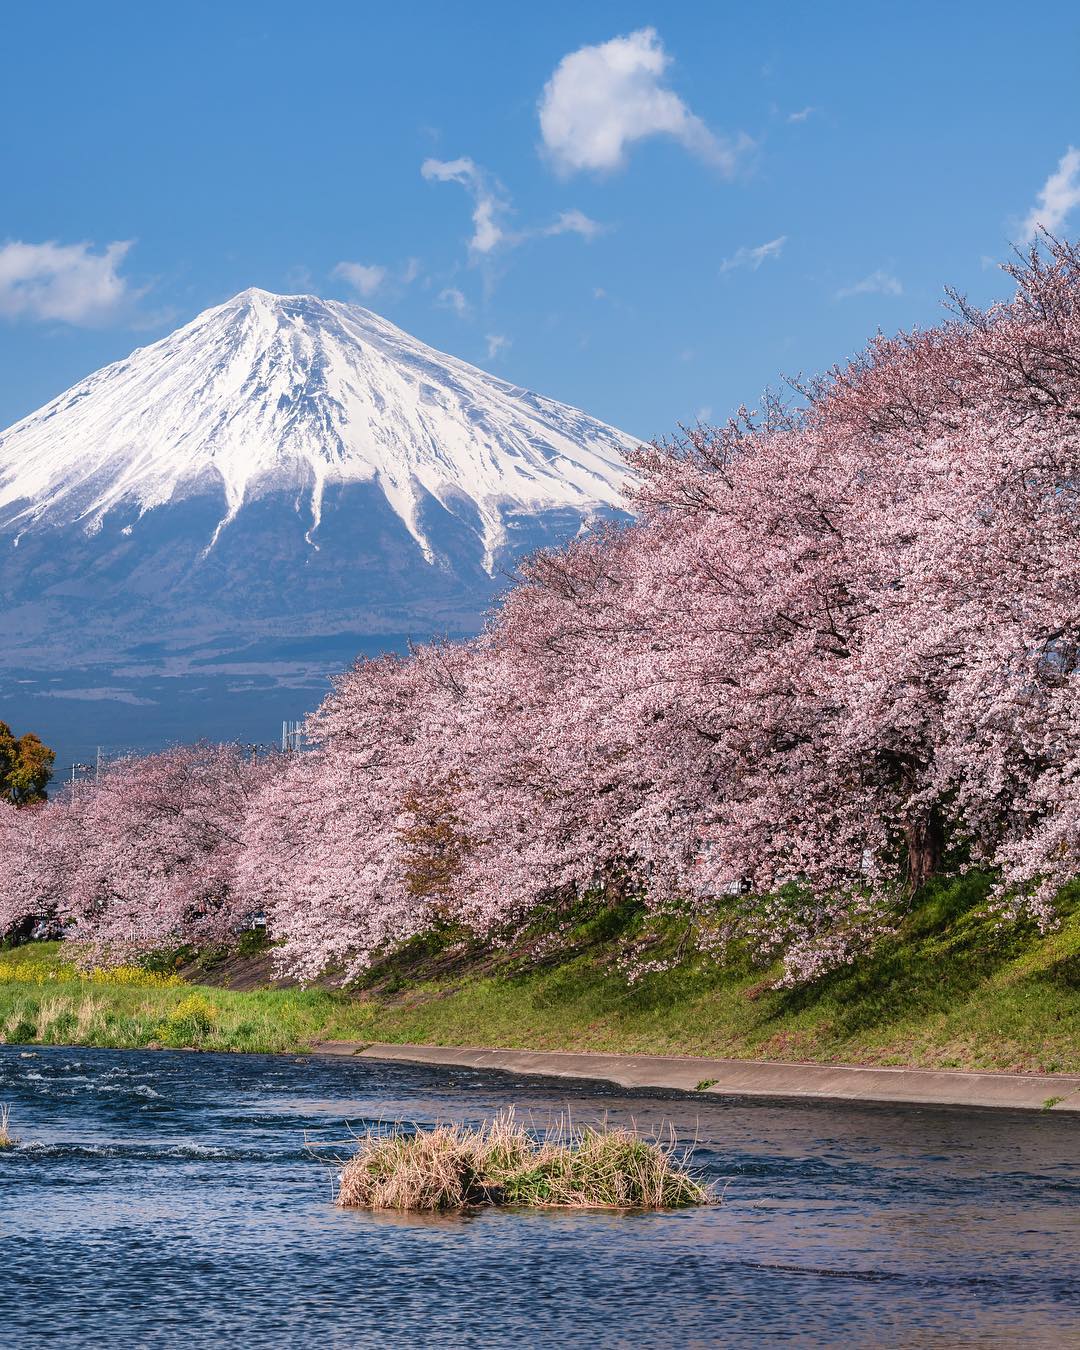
<box><xmin>835</xmin><ymin>269</ymin><xmax>903</xmax><ymax>300</ymax></box>
<box><xmin>719</xmin><ymin>235</ymin><xmax>787</xmax><ymax>274</ymax></box>
<box><xmin>0</xmin><ymin>239</ymin><xmax>138</xmax><ymax>324</ymax></box>
<box><xmin>485</xmin><ymin>333</ymin><xmax>510</xmax><ymax>359</ymax></box>
<box><xmin>539</xmin><ymin>27</ymin><xmax>749</xmax><ymax>176</ymax></box>
<box><xmin>437</xmin><ymin>286</ymin><xmax>468</xmax><ymax>316</ymax></box>
<box><xmin>592</xmin><ymin>285</ymin><xmax>635</xmax><ymax>317</ymax></box>
<box><xmin>542</xmin><ymin>209</ymin><xmax>606</xmax><ymax>241</ymax></box>
<box><xmin>42</xmin><ymin>686</ymin><xmax>157</xmax><ymax>706</ymax></box>
<box><xmin>787</xmin><ymin>106</ymin><xmax>816</xmax><ymax>123</ymax></box>
<box><xmin>332</xmin><ymin>261</ymin><xmax>387</xmax><ymax>297</ymax></box>
<box><xmin>422</xmin><ymin>158</ymin><xmax>605</xmax><ymax>262</ymax></box>
<box><xmin>422</xmin><ymin>157</ymin><xmax>510</xmax><ymax>256</ymax></box>
<box><xmin>333</xmin><ymin>257</ymin><xmax>424</xmax><ymax>303</ymax></box>
<box><xmin>285</xmin><ymin>264</ymin><xmax>315</xmax><ymax>292</ymax></box>
<box><xmin>1018</xmin><ymin>146</ymin><xmax>1080</xmax><ymax>242</ymax></box>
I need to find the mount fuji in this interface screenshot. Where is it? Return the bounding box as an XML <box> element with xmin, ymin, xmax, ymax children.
<box><xmin>0</xmin><ymin>289</ymin><xmax>636</xmax><ymax>762</ymax></box>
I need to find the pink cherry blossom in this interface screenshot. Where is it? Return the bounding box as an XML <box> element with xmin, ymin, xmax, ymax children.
<box><xmin>5</xmin><ymin>236</ymin><xmax>1080</xmax><ymax>987</ymax></box>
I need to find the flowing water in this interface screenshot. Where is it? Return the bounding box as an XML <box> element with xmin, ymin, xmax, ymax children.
<box><xmin>0</xmin><ymin>1045</ymin><xmax>1076</xmax><ymax>1347</ymax></box>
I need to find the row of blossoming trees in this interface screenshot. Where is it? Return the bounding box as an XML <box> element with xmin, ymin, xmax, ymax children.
<box><xmin>3</xmin><ymin>240</ymin><xmax>1080</xmax><ymax>985</ymax></box>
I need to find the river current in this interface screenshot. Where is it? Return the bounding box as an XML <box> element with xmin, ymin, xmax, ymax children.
<box><xmin>1</xmin><ymin>1045</ymin><xmax>1076</xmax><ymax>1347</ymax></box>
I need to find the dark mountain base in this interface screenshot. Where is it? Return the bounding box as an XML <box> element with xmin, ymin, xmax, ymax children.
<box><xmin>1</xmin><ymin>483</ymin><xmax>624</xmax><ymax>765</ymax></box>
<box><xmin>1</xmin><ymin>635</ymin><xmax>416</xmax><ymax>770</ymax></box>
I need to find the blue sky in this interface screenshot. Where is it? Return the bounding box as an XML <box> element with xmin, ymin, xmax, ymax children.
<box><xmin>2</xmin><ymin>1</ymin><xmax>1079</xmax><ymax>440</ymax></box>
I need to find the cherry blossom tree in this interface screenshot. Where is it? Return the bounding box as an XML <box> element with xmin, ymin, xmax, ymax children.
<box><xmin>0</xmin><ymin>798</ymin><xmax>28</xmax><ymax>936</ymax></box>
<box><xmin>1</xmin><ymin>743</ymin><xmax>278</xmax><ymax>960</ymax></box>
<box><xmin>0</xmin><ymin>793</ymin><xmax>89</xmax><ymax>940</ymax></box>
<box><xmin>9</xmin><ymin>237</ymin><xmax>1080</xmax><ymax>987</ymax></box>
<box><xmin>240</xmin><ymin>236</ymin><xmax>1080</xmax><ymax>984</ymax></box>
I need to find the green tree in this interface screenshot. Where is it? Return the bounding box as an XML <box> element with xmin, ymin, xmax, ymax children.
<box><xmin>0</xmin><ymin>722</ymin><xmax>55</xmax><ymax>805</ymax></box>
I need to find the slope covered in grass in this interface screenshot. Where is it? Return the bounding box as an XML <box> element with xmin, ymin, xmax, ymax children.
<box><xmin>0</xmin><ymin>943</ymin><xmax>342</xmax><ymax>1055</ymax></box>
<box><xmin>1</xmin><ymin>876</ymin><xmax>1077</xmax><ymax>1071</ymax></box>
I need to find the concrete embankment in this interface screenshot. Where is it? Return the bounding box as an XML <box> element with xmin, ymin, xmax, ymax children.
<box><xmin>312</xmin><ymin>1041</ymin><xmax>1080</xmax><ymax>1112</ymax></box>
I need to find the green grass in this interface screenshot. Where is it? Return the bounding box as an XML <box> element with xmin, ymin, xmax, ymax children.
<box><xmin>339</xmin><ymin>873</ymin><xmax>1080</xmax><ymax>1073</ymax></box>
<box><xmin>0</xmin><ymin>943</ymin><xmax>353</xmax><ymax>1054</ymax></box>
<box><xmin>1</xmin><ymin>874</ymin><xmax>1078</xmax><ymax>1071</ymax></box>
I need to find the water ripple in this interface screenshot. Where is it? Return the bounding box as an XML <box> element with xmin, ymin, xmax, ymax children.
<box><xmin>1</xmin><ymin>1043</ymin><xmax>1077</xmax><ymax>1348</ymax></box>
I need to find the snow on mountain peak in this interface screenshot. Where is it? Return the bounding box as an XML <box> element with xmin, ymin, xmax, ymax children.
<box><xmin>0</xmin><ymin>288</ymin><xmax>637</xmax><ymax>569</ymax></box>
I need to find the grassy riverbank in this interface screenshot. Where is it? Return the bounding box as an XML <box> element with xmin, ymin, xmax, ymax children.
<box><xmin>1</xmin><ymin>874</ymin><xmax>1077</xmax><ymax>1071</ymax></box>
<box><xmin>0</xmin><ymin>946</ymin><xmax>342</xmax><ymax>1055</ymax></box>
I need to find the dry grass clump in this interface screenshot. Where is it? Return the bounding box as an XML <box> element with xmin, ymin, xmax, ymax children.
<box><xmin>336</xmin><ymin>1108</ymin><xmax>711</xmax><ymax>1212</ymax></box>
<box><xmin>0</xmin><ymin>1105</ymin><xmax>17</xmax><ymax>1150</ymax></box>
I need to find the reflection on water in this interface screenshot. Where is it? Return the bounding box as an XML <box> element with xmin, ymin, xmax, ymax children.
<box><xmin>1</xmin><ymin>1045</ymin><xmax>1077</xmax><ymax>1347</ymax></box>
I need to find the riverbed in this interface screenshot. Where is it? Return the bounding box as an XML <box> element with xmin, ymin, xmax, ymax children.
<box><xmin>1</xmin><ymin>1045</ymin><xmax>1077</xmax><ymax>1346</ymax></box>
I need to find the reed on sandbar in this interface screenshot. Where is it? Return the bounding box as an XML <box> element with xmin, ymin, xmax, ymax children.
<box><xmin>336</xmin><ymin>1108</ymin><xmax>712</xmax><ymax>1211</ymax></box>
<box><xmin>0</xmin><ymin>1104</ymin><xmax>17</xmax><ymax>1150</ymax></box>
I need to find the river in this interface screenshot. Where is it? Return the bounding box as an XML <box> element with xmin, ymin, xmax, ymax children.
<box><xmin>1</xmin><ymin>1045</ymin><xmax>1076</xmax><ymax>1346</ymax></box>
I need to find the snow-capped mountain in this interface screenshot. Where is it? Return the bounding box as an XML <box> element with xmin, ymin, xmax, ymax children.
<box><xmin>0</xmin><ymin>287</ymin><xmax>634</xmax><ymax>570</ymax></box>
<box><xmin>0</xmin><ymin>289</ymin><xmax>637</xmax><ymax>760</ymax></box>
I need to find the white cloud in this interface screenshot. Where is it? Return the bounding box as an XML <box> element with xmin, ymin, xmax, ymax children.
<box><xmin>1018</xmin><ymin>146</ymin><xmax>1080</xmax><ymax>242</ymax></box>
<box><xmin>401</xmin><ymin>257</ymin><xmax>422</xmax><ymax>284</ymax></box>
<box><xmin>787</xmin><ymin>106</ymin><xmax>815</xmax><ymax>123</ymax></box>
<box><xmin>422</xmin><ymin>157</ymin><xmax>509</xmax><ymax>255</ymax></box>
<box><xmin>437</xmin><ymin>286</ymin><xmax>468</xmax><ymax>316</ymax></box>
<box><xmin>542</xmin><ymin>208</ymin><xmax>606</xmax><ymax>241</ymax></box>
<box><xmin>42</xmin><ymin>686</ymin><xmax>157</xmax><ymax>705</ymax></box>
<box><xmin>719</xmin><ymin>235</ymin><xmax>787</xmax><ymax>274</ymax></box>
<box><xmin>538</xmin><ymin>27</ymin><xmax>747</xmax><ymax>176</ymax></box>
<box><xmin>835</xmin><ymin>269</ymin><xmax>903</xmax><ymax>300</ymax></box>
<box><xmin>422</xmin><ymin>158</ymin><xmax>606</xmax><ymax>267</ymax></box>
<box><xmin>332</xmin><ymin>261</ymin><xmax>387</xmax><ymax>297</ymax></box>
<box><xmin>485</xmin><ymin>333</ymin><xmax>510</xmax><ymax>359</ymax></box>
<box><xmin>0</xmin><ymin>239</ymin><xmax>135</xmax><ymax>324</ymax></box>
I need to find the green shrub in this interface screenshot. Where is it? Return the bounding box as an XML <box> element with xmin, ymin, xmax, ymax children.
<box><xmin>236</xmin><ymin>927</ymin><xmax>270</xmax><ymax>958</ymax></box>
<box><xmin>6</xmin><ymin>1018</ymin><xmax>37</xmax><ymax>1044</ymax></box>
<box><xmin>156</xmin><ymin>993</ymin><xmax>219</xmax><ymax>1046</ymax></box>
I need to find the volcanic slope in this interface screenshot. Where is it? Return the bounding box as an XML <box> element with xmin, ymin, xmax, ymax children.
<box><xmin>0</xmin><ymin>289</ymin><xmax>636</xmax><ymax>756</ymax></box>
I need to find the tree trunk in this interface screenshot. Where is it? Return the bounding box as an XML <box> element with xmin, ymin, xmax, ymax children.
<box><xmin>903</xmin><ymin>808</ymin><xmax>943</xmax><ymax>892</ymax></box>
